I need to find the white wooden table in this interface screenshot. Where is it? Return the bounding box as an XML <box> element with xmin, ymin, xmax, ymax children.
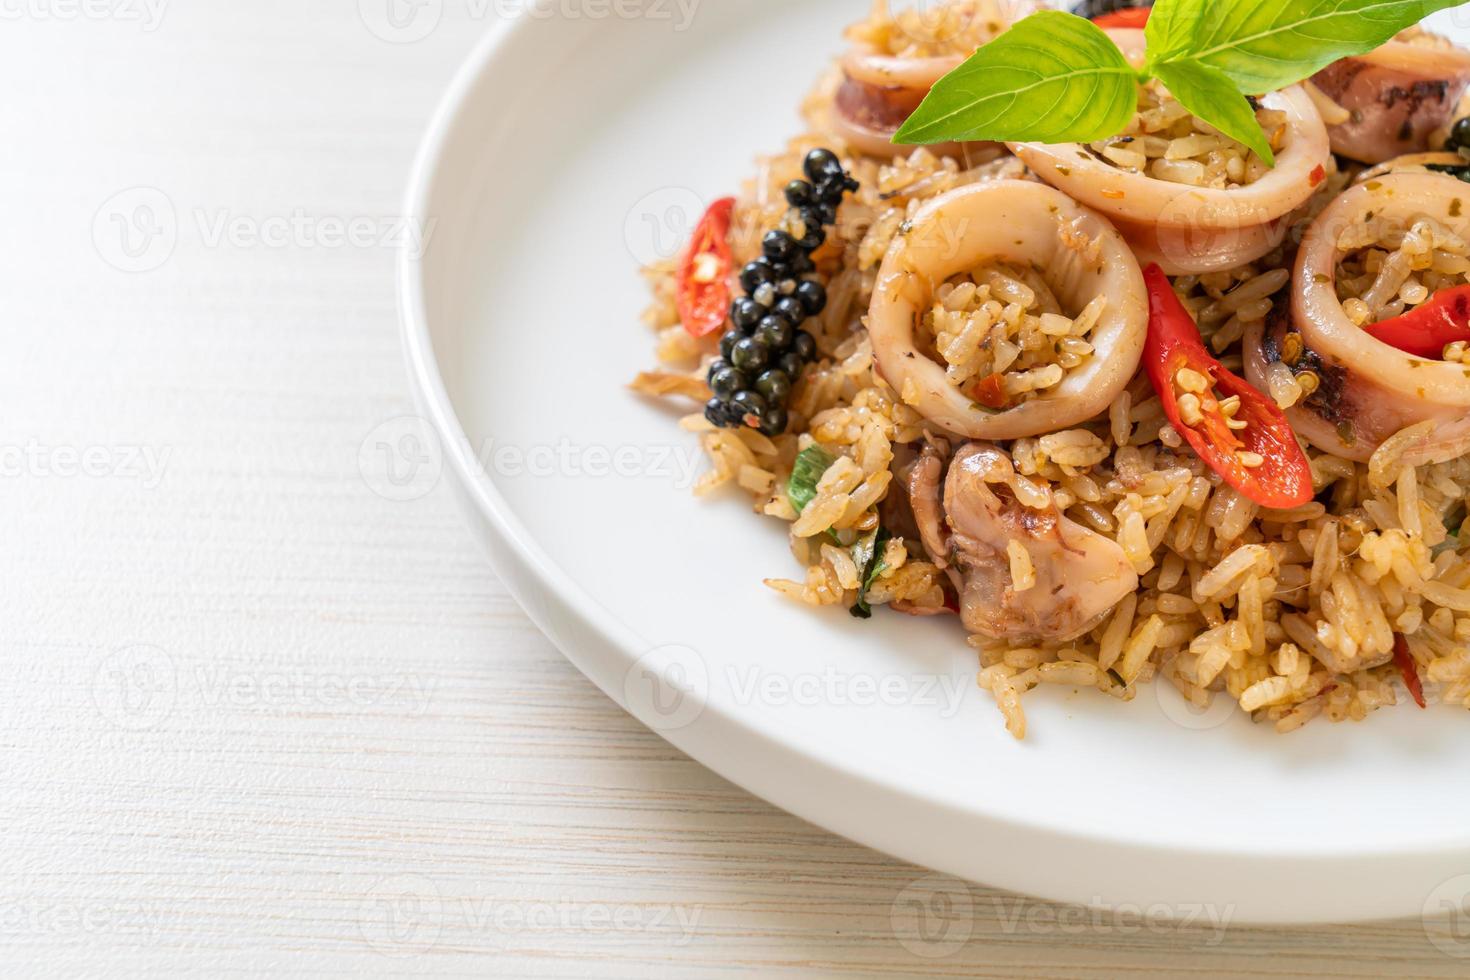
<box><xmin>0</xmin><ymin>2</ymin><xmax>1463</xmax><ymax>975</ymax></box>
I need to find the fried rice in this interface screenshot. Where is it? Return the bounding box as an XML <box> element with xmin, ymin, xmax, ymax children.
<box><xmin>630</xmin><ymin>5</ymin><xmax>1470</xmax><ymax>739</ymax></box>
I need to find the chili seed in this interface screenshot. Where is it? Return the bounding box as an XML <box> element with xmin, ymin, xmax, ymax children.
<box><xmin>1177</xmin><ymin>393</ymin><xmax>1204</xmax><ymax>427</ymax></box>
<box><xmin>1237</xmin><ymin>451</ymin><xmax>1265</xmax><ymax>469</ymax></box>
<box><xmin>1175</xmin><ymin>367</ymin><xmax>1210</xmax><ymax>393</ymax></box>
<box><xmin>1296</xmin><ymin>370</ymin><xmax>1320</xmax><ymax>395</ymax></box>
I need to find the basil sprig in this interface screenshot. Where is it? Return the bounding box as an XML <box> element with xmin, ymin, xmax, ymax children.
<box><xmin>893</xmin><ymin>0</ymin><xmax>1466</xmax><ymax>166</ymax></box>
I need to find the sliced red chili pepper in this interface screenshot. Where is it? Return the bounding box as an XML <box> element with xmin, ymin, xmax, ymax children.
<box><xmin>1361</xmin><ymin>284</ymin><xmax>1470</xmax><ymax>359</ymax></box>
<box><xmin>1142</xmin><ymin>264</ymin><xmax>1314</xmax><ymax>509</ymax></box>
<box><xmin>676</xmin><ymin>197</ymin><xmax>735</xmax><ymax>339</ymax></box>
<box><xmin>1092</xmin><ymin>7</ymin><xmax>1151</xmax><ymax>28</ymax></box>
<box><xmin>967</xmin><ymin>373</ymin><xmax>1008</xmax><ymax>410</ymax></box>
<box><xmin>1393</xmin><ymin>633</ymin><xmax>1427</xmax><ymax>709</ymax></box>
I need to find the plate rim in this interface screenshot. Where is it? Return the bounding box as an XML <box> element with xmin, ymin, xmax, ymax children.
<box><xmin>396</xmin><ymin>7</ymin><xmax>1470</xmax><ymax>926</ymax></box>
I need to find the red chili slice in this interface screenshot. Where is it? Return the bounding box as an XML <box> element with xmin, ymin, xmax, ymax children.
<box><xmin>1361</xmin><ymin>284</ymin><xmax>1470</xmax><ymax>359</ymax></box>
<box><xmin>1393</xmin><ymin>633</ymin><xmax>1427</xmax><ymax>709</ymax></box>
<box><xmin>1092</xmin><ymin>7</ymin><xmax>1151</xmax><ymax>28</ymax></box>
<box><xmin>1142</xmin><ymin>264</ymin><xmax>1314</xmax><ymax>509</ymax></box>
<box><xmin>676</xmin><ymin>197</ymin><xmax>736</xmax><ymax>339</ymax></box>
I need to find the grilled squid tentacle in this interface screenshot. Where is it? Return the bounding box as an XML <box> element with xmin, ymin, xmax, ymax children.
<box><xmin>867</xmin><ymin>179</ymin><xmax>1147</xmax><ymax>439</ymax></box>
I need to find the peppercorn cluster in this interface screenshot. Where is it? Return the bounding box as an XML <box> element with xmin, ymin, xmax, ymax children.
<box><xmin>703</xmin><ymin>148</ymin><xmax>859</xmax><ymax>437</ymax></box>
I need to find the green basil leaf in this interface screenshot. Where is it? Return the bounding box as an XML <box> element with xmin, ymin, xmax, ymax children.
<box><xmin>893</xmin><ymin>11</ymin><xmax>1139</xmax><ymax>146</ymax></box>
<box><xmin>1145</xmin><ymin>0</ymin><xmax>1207</xmax><ymax>64</ymax></box>
<box><xmin>787</xmin><ymin>445</ymin><xmax>836</xmax><ymax>515</ymax></box>
<box><xmin>1178</xmin><ymin>0</ymin><xmax>1465</xmax><ymax>96</ymax></box>
<box><xmin>1151</xmin><ymin>59</ymin><xmax>1275</xmax><ymax>166</ymax></box>
<box><xmin>848</xmin><ymin>526</ymin><xmax>891</xmax><ymax>620</ymax></box>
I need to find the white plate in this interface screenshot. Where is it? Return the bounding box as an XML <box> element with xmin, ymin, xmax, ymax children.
<box><xmin>400</xmin><ymin>1</ymin><xmax>1470</xmax><ymax>924</ymax></box>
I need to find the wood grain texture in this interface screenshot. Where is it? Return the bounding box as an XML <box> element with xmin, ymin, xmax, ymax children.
<box><xmin>0</xmin><ymin>2</ymin><xmax>1464</xmax><ymax>975</ymax></box>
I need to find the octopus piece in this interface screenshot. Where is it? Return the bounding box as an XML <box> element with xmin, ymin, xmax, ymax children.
<box><xmin>825</xmin><ymin>0</ymin><xmax>1038</xmax><ymax>159</ymax></box>
<box><xmin>1310</xmin><ymin>33</ymin><xmax>1470</xmax><ymax>164</ymax></box>
<box><xmin>867</xmin><ymin>179</ymin><xmax>1148</xmax><ymax>439</ymax></box>
<box><xmin>1242</xmin><ymin>173</ymin><xmax>1470</xmax><ymax>463</ymax></box>
<box><xmin>906</xmin><ymin>441</ymin><xmax>1138</xmax><ymax>644</ymax></box>
<box><xmin>1008</xmin><ymin>30</ymin><xmax>1332</xmax><ymax>276</ymax></box>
